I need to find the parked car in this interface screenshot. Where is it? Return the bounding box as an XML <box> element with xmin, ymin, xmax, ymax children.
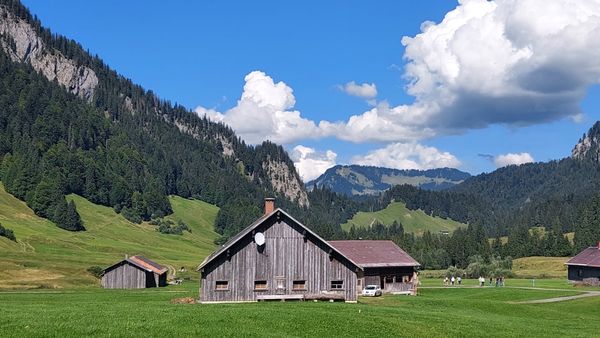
<box><xmin>362</xmin><ymin>285</ymin><xmax>382</xmax><ymax>297</ymax></box>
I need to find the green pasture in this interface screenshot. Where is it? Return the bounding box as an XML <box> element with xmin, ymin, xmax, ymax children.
<box><xmin>341</xmin><ymin>202</ymin><xmax>466</xmax><ymax>235</ymax></box>
<box><xmin>0</xmin><ymin>184</ymin><xmax>218</xmax><ymax>289</ymax></box>
<box><xmin>0</xmin><ymin>281</ymin><xmax>598</xmax><ymax>337</ymax></box>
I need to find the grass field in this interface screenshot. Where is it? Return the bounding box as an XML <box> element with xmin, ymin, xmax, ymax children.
<box><xmin>341</xmin><ymin>201</ymin><xmax>466</xmax><ymax>235</ymax></box>
<box><xmin>0</xmin><ymin>280</ymin><xmax>598</xmax><ymax>337</ymax></box>
<box><xmin>512</xmin><ymin>256</ymin><xmax>569</xmax><ymax>278</ymax></box>
<box><xmin>0</xmin><ymin>184</ymin><xmax>218</xmax><ymax>289</ymax></box>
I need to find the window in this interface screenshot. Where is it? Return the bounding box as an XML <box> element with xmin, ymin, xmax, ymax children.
<box><xmin>385</xmin><ymin>276</ymin><xmax>394</xmax><ymax>284</ymax></box>
<box><xmin>254</xmin><ymin>280</ymin><xmax>268</xmax><ymax>290</ymax></box>
<box><xmin>330</xmin><ymin>280</ymin><xmax>344</xmax><ymax>290</ymax></box>
<box><xmin>276</xmin><ymin>277</ymin><xmax>286</xmax><ymax>290</ymax></box>
<box><xmin>215</xmin><ymin>280</ymin><xmax>228</xmax><ymax>290</ymax></box>
<box><xmin>292</xmin><ymin>280</ymin><xmax>306</xmax><ymax>290</ymax></box>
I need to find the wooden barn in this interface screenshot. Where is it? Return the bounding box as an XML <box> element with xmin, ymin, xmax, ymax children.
<box><xmin>329</xmin><ymin>240</ymin><xmax>420</xmax><ymax>294</ymax></box>
<box><xmin>101</xmin><ymin>255</ymin><xmax>168</xmax><ymax>289</ymax></box>
<box><xmin>565</xmin><ymin>242</ymin><xmax>600</xmax><ymax>281</ymax></box>
<box><xmin>198</xmin><ymin>198</ymin><xmax>420</xmax><ymax>303</ymax></box>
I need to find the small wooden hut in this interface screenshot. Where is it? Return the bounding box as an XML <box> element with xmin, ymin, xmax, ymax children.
<box><xmin>566</xmin><ymin>242</ymin><xmax>600</xmax><ymax>282</ymax></box>
<box><xmin>101</xmin><ymin>255</ymin><xmax>168</xmax><ymax>289</ymax></box>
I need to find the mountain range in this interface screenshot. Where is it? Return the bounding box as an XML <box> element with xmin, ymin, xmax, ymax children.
<box><xmin>0</xmin><ymin>0</ymin><xmax>599</xmax><ymax>247</ymax></box>
<box><xmin>307</xmin><ymin>165</ymin><xmax>471</xmax><ymax>196</ymax></box>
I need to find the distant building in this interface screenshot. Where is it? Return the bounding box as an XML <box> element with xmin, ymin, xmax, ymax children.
<box><xmin>101</xmin><ymin>255</ymin><xmax>168</xmax><ymax>289</ymax></box>
<box><xmin>198</xmin><ymin>198</ymin><xmax>419</xmax><ymax>303</ymax></box>
<box><xmin>565</xmin><ymin>242</ymin><xmax>600</xmax><ymax>281</ymax></box>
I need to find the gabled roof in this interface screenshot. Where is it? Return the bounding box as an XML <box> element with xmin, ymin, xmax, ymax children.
<box><xmin>197</xmin><ymin>208</ymin><xmax>362</xmax><ymax>271</ymax></box>
<box><xmin>328</xmin><ymin>240</ymin><xmax>420</xmax><ymax>268</ymax></box>
<box><xmin>103</xmin><ymin>255</ymin><xmax>168</xmax><ymax>275</ymax></box>
<box><xmin>566</xmin><ymin>246</ymin><xmax>600</xmax><ymax>268</ymax></box>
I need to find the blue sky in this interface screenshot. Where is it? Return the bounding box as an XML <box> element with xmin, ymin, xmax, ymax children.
<box><xmin>22</xmin><ymin>0</ymin><xmax>600</xmax><ymax>180</ymax></box>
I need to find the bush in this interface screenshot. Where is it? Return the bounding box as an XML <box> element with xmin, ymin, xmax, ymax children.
<box><xmin>0</xmin><ymin>223</ymin><xmax>16</xmax><ymax>241</ymax></box>
<box><xmin>86</xmin><ymin>266</ymin><xmax>103</xmax><ymax>279</ymax></box>
<box><xmin>121</xmin><ymin>207</ymin><xmax>142</xmax><ymax>224</ymax></box>
<box><xmin>154</xmin><ymin>219</ymin><xmax>191</xmax><ymax>235</ymax></box>
<box><xmin>445</xmin><ymin>265</ymin><xmax>464</xmax><ymax>278</ymax></box>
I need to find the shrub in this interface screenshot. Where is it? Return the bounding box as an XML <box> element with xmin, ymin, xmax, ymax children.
<box><xmin>0</xmin><ymin>223</ymin><xmax>16</xmax><ymax>241</ymax></box>
<box><xmin>86</xmin><ymin>266</ymin><xmax>103</xmax><ymax>279</ymax></box>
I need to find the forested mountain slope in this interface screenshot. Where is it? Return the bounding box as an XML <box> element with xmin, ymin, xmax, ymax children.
<box><xmin>0</xmin><ymin>0</ymin><xmax>335</xmax><ymax>240</ymax></box>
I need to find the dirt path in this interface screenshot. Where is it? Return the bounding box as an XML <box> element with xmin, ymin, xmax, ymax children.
<box><xmin>509</xmin><ymin>291</ymin><xmax>600</xmax><ymax>304</ymax></box>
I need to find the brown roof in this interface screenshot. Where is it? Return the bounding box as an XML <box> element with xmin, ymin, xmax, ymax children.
<box><xmin>566</xmin><ymin>246</ymin><xmax>600</xmax><ymax>268</ymax></box>
<box><xmin>328</xmin><ymin>240</ymin><xmax>420</xmax><ymax>268</ymax></box>
<box><xmin>198</xmin><ymin>208</ymin><xmax>362</xmax><ymax>271</ymax></box>
<box><xmin>103</xmin><ymin>255</ymin><xmax>168</xmax><ymax>275</ymax></box>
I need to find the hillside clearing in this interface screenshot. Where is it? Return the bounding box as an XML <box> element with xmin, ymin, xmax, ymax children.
<box><xmin>0</xmin><ymin>184</ymin><xmax>218</xmax><ymax>289</ymax></box>
<box><xmin>342</xmin><ymin>201</ymin><xmax>466</xmax><ymax>235</ymax></box>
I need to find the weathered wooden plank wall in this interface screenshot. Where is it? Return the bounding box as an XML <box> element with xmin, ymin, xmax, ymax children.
<box><xmin>101</xmin><ymin>263</ymin><xmax>146</xmax><ymax>289</ymax></box>
<box><xmin>201</xmin><ymin>217</ymin><xmax>357</xmax><ymax>302</ymax></box>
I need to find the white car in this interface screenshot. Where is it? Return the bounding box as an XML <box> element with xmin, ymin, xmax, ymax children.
<box><xmin>362</xmin><ymin>285</ymin><xmax>382</xmax><ymax>297</ymax></box>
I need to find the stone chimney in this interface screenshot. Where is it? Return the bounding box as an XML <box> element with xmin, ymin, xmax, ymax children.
<box><xmin>264</xmin><ymin>198</ymin><xmax>275</xmax><ymax>215</ymax></box>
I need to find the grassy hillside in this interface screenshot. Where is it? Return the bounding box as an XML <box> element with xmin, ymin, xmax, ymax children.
<box><xmin>512</xmin><ymin>256</ymin><xmax>570</xmax><ymax>278</ymax></box>
<box><xmin>341</xmin><ymin>201</ymin><xmax>466</xmax><ymax>235</ymax></box>
<box><xmin>0</xmin><ymin>184</ymin><xmax>218</xmax><ymax>289</ymax></box>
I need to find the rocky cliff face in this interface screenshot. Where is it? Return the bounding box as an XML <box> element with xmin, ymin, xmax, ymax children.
<box><xmin>263</xmin><ymin>159</ymin><xmax>309</xmax><ymax>207</ymax></box>
<box><xmin>0</xmin><ymin>6</ymin><xmax>98</xmax><ymax>101</ymax></box>
<box><xmin>572</xmin><ymin>121</ymin><xmax>600</xmax><ymax>162</ymax></box>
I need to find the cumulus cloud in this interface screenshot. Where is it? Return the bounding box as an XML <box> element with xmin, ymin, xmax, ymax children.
<box><xmin>290</xmin><ymin>145</ymin><xmax>337</xmax><ymax>182</ymax></box>
<box><xmin>398</xmin><ymin>0</ymin><xmax>600</xmax><ymax>131</ymax></box>
<box><xmin>494</xmin><ymin>152</ymin><xmax>534</xmax><ymax>167</ymax></box>
<box><xmin>339</xmin><ymin>81</ymin><xmax>378</xmax><ymax>99</ymax></box>
<box><xmin>329</xmin><ymin>0</ymin><xmax>600</xmax><ymax>142</ymax></box>
<box><xmin>352</xmin><ymin>142</ymin><xmax>461</xmax><ymax>170</ymax></box>
<box><xmin>196</xmin><ymin>0</ymin><xmax>600</xmax><ymax>167</ymax></box>
<box><xmin>196</xmin><ymin>71</ymin><xmax>324</xmax><ymax>144</ymax></box>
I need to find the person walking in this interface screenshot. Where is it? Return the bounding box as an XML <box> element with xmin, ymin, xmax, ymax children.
<box><xmin>457</xmin><ymin>276</ymin><xmax>462</xmax><ymax>285</ymax></box>
<box><xmin>444</xmin><ymin>276</ymin><xmax>449</xmax><ymax>286</ymax></box>
<box><xmin>451</xmin><ymin>276</ymin><xmax>455</xmax><ymax>286</ymax></box>
<box><xmin>478</xmin><ymin>276</ymin><xmax>485</xmax><ymax>287</ymax></box>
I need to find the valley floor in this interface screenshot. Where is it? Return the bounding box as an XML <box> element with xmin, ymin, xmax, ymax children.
<box><xmin>0</xmin><ymin>279</ymin><xmax>598</xmax><ymax>337</ymax></box>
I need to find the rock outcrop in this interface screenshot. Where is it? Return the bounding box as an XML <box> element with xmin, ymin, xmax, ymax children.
<box><xmin>0</xmin><ymin>6</ymin><xmax>98</xmax><ymax>101</ymax></box>
<box><xmin>572</xmin><ymin>121</ymin><xmax>600</xmax><ymax>163</ymax></box>
<box><xmin>262</xmin><ymin>159</ymin><xmax>309</xmax><ymax>207</ymax></box>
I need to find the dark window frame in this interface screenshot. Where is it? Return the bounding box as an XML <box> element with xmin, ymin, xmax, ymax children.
<box><xmin>215</xmin><ymin>280</ymin><xmax>229</xmax><ymax>291</ymax></box>
<box><xmin>292</xmin><ymin>280</ymin><xmax>306</xmax><ymax>291</ymax></box>
<box><xmin>330</xmin><ymin>280</ymin><xmax>344</xmax><ymax>290</ymax></box>
<box><xmin>254</xmin><ymin>280</ymin><xmax>268</xmax><ymax>291</ymax></box>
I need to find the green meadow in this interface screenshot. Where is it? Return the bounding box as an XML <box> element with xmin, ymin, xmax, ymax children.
<box><xmin>0</xmin><ymin>184</ymin><xmax>218</xmax><ymax>289</ymax></box>
<box><xmin>341</xmin><ymin>201</ymin><xmax>466</xmax><ymax>235</ymax></box>
<box><xmin>0</xmin><ymin>282</ymin><xmax>598</xmax><ymax>337</ymax></box>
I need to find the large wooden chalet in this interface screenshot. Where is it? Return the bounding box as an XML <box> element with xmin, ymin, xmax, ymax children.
<box><xmin>565</xmin><ymin>242</ymin><xmax>600</xmax><ymax>282</ymax></box>
<box><xmin>198</xmin><ymin>199</ymin><xmax>419</xmax><ymax>303</ymax></box>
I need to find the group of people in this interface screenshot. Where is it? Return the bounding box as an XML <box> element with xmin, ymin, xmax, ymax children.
<box><xmin>478</xmin><ymin>276</ymin><xmax>506</xmax><ymax>287</ymax></box>
<box><xmin>443</xmin><ymin>276</ymin><xmax>462</xmax><ymax>286</ymax></box>
<box><xmin>443</xmin><ymin>276</ymin><xmax>507</xmax><ymax>287</ymax></box>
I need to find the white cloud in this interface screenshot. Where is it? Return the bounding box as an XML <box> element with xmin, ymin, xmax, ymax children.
<box><xmin>494</xmin><ymin>152</ymin><xmax>534</xmax><ymax>168</ymax></box>
<box><xmin>290</xmin><ymin>145</ymin><xmax>337</xmax><ymax>182</ymax></box>
<box><xmin>352</xmin><ymin>142</ymin><xmax>461</xmax><ymax>170</ymax></box>
<box><xmin>196</xmin><ymin>71</ymin><xmax>323</xmax><ymax>145</ymax></box>
<box><xmin>340</xmin><ymin>81</ymin><xmax>378</xmax><ymax>99</ymax></box>
<box><xmin>197</xmin><ymin>1</ymin><xmax>600</xmax><ymax>148</ymax></box>
<box><xmin>397</xmin><ymin>0</ymin><xmax>600</xmax><ymax>132</ymax></box>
